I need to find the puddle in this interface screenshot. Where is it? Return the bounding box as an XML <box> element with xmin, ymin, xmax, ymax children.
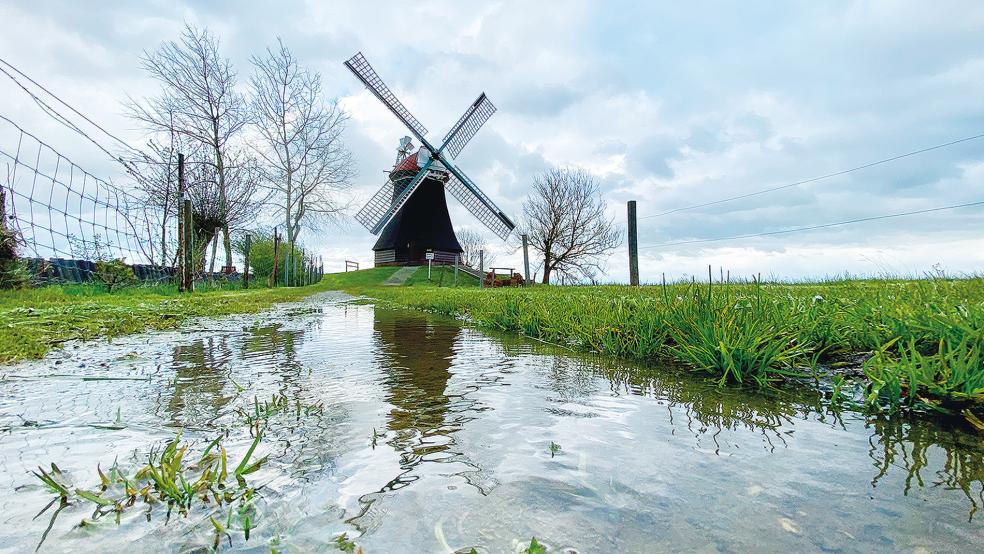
<box><xmin>1</xmin><ymin>291</ymin><xmax>982</xmax><ymax>552</ymax></box>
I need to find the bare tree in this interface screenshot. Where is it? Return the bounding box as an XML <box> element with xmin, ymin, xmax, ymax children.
<box><xmin>522</xmin><ymin>168</ymin><xmax>621</xmax><ymax>284</ymax></box>
<box><xmin>250</xmin><ymin>39</ymin><xmax>354</xmax><ymax>271</ymax></box>
<box><xmin>127</xmin><ymin>23</ymin><xmax>247</xmax><ymax>272</ymax></box>
<box><xmin>457</xmin><ymin>228</ymin><xmax>495</xmax><ymax>268</ymax></box>
<box><xmin>122</xmin><ymin>106</ymin><xmax>206</xmax><ymax>267</ymax></box>
<box><xmin>185</xmin><ymin>150</ymin><xmax>264</xmax><ymax>272</ymax></box>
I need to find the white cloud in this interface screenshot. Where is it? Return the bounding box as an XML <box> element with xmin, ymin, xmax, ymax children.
<box><xmin>1</xmin><ymin>0</ymin><xmax>982</xmax><ymax>279</ymax></box>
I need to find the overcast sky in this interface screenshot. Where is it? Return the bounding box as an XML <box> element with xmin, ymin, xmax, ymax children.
<box><xmin>1</xmin><ymin>1</ymin><xmax>982</xmax><ymax>282</ymax></box>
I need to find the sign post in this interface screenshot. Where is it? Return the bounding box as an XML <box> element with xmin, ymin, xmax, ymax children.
<box><xmin>426</xmin><ymin>250</ymin><xmax>434</xmax><ymax>280</ymax></box>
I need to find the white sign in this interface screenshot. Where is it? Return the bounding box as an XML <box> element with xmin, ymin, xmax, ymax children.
<box><xmin>425</xmin><ymin>252</ymin><xmax>434</xmax><ymax>260</ymax></box>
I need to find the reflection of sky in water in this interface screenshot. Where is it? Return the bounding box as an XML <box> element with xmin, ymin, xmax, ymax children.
<box><xmin>0</xmin><ymin>292</ymin><xmax>981</xmax><ymax>552</ymax></box>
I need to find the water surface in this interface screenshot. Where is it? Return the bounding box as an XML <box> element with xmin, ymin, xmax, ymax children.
<box><xmin>1</xmin><ymin>292</ymin><xmax>982</xmax><ymax>552</ymax></box>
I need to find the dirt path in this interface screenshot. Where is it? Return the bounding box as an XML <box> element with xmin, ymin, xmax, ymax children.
<box><xmin>383</xmin><ymin>266</ymin><xmax>419</xmax><ymax>286</ymax></box>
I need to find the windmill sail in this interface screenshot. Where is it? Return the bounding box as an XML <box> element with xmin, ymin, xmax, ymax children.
<box><xmin>355</xmin><ymin>159</ymin><xmax>436</xmax><ymax>235</ymax></box>
<box><xmin>445</xmin><ymin>164</ymin><xmax>515</xmax><ymax>240</ymax></box>
<box><xmin>440</xmin><ymin>93</ymin><xmax>496</xmax><ymax>159</ymax></box>
<box><xmin>344</xmin><ymin>53</ymin><xmax>429</xmax><ymax>143</ymax></box>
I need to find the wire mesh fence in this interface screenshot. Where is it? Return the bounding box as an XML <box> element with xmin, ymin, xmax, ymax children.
<box><xmin>0</xmin><ymin>114</ymin><xmax>172</xmax><ymax>284</ymax></box>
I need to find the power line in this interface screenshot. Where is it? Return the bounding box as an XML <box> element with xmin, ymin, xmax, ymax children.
<box><xmin>639</xmin><ymin>132</ymin><xmax>984</xmax><ymax>219</ymax></box>
<box><xmin>0</xmin><ymin>56</ymin><xmax>142</xmax><ymax>156</ymax></box>
<box><xmin>639</xmin><ymin>200</ymin><xmax>984</xmax><ymax>249</ymax></box>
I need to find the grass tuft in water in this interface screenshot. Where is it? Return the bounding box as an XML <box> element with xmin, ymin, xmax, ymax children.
<box><xmin>548</xmin><ymin>441</ymin><xmax>561</xmax><ymax>458</ymax></box>
<box><xmin>32</xmin><ymin>432</ymin><xmax>267</xmax><ymax>550</ymax></box>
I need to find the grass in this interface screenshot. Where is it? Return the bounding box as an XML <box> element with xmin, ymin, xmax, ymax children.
<box><xmin>0</xmin><ymin>265</ymin><xmax>477</xmax><ymax>364</ymax></box>
<box><xmin>0</xmin><ymin>281</ymin><xmax>327</xmax><ymax>363</ymax></box>
<box><xmin>6</xmin><ymin>268</ymin><xmax>983</xmax><ymax>418</ymax></box>
<box><xmin>323</xmin><ymin>270</ymin><xmax>984</xmax><ymax>417</ymax></box>
<box><xmin>32</xmin><ymin>432</ymin><xmax>266</xmax><ymax>550</ymax></box>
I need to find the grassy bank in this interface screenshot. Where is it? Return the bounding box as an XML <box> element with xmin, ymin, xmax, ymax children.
<box><xmin>0</xmin><ymin>281</ymin><xmax>329</xmax><ymax>363</ymax></box>
<box><xmin>326</xmin><ymin>270</ymin><xmax>984</xmax><ymax>417</ymax></box>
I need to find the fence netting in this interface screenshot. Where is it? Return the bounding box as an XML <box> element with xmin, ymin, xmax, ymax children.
<box><xmin>0</xmin><ymin>114</ymin><xmax>171</xmax><ymax>283</ymax></box>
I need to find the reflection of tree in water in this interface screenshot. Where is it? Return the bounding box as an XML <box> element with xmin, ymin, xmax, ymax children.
<box><xmin>161</xmin><ymin>324</ymin><xmax>305</xmax><ymax>427</ymax></box>
<box><xmin>867</xmin><ymin>415</ymin><xmax>984</xmax><ymax>521</ymax></box>
<box><xmin>240</xmin><ymin>322</ymin><xmax>304</xmax><ymax>376</ymax></box>
<box><xmin>162</xmin><ymin>335</ymin><xmax>235</xmax><ymax>428</ymax></box>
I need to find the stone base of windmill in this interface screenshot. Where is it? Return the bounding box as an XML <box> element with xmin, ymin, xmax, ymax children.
<box><xmin>483</xmin><ymin>272</ymin><xmax>524</xmax><ymax>287</ymax></box>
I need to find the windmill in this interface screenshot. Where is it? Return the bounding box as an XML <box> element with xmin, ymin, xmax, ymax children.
<box><xmin>344</xmin><ymin>52</ymin><xmax>515</xmax><ymax>266</ymax></box>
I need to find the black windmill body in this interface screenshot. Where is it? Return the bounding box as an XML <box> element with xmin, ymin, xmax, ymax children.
<box><xmin>344</xmin><ymin>53</ymin><xmax>515</xmax><ymax>266</ymax></box>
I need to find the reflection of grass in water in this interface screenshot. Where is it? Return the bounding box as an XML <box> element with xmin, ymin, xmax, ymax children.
<box><xmin>32</xmin><ymin>432</ymin><xmax>266</xmax><ymax>551</ymax></box>
<box><xmin>353</xmin><ymin>277</ymin><xmax>984</xmax><ymax>419</ymax></box>
<box><xmin>868</xmin><ymin>414</ymin><xmax>984</xmax><ymax>521</ymax></box>
<box><xmin>0</xmin><ymin>281</ymin><xmax>327</xmax><ymax>363</ymax></box>
<box><xmin>527</xmin><ymin>345</ymin><xmax>984</xmax><ymax>519</ymax></box>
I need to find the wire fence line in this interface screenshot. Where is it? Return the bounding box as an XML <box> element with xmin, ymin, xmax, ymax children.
<box><xmin>1</xmin><ymin>113</ymin><xmax>172</xmax><ymax>282</ymax></box>
<box><xmin>637</xmin><ymin>131</ymin><xmax>984</xmax><ymax>220</ymax></box>
<box><xmin>0</xmin><ymin>113</ymin><xmax>326</xmax><ymax>288</ymax></box>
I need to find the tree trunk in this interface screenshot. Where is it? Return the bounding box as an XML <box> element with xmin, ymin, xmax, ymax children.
<box><xmin>541</xmin><ymin>264</ymin><xmax>552</xmax><ymax>284</ymax></box>
<box><xmin>221</xmin><ymin>225</ymin><xmax>232</xmax><ymax>273</ymax></box>
<box><xmin>208</xmin><ymin>230</ymin><xmax>219</xmax><ymax>273</ymax></box>
<box><xmin>214</xmin><ymin>128</ymin><xmax>233</xmax><ymax>272</ymax></box>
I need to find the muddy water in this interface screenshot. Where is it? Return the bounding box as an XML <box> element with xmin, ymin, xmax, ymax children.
<box><xmin>1</xmin><ymin>292</ymin><xmax>982</xmax><ymax>553</ymax></box>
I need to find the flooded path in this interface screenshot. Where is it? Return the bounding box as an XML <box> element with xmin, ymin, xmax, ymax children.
<box><xmin>1</xmin><ymin>292</ymin><xmax>982</xmax><ymax>552</ymax></box>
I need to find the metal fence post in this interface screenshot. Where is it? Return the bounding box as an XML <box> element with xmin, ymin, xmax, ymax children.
<box><xmin>627</xmin><ymin>200</ymin><xmax>639</xmax><ymax>286</ymax></box>
<box><xmin>183</xmin><ymin>198</ymin><xmax>194</xmax><ymax>292</ymax></box>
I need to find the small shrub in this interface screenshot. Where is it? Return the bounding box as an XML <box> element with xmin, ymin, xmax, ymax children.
<box><xmin>94</xmin><ymin>259</ymin><xmax>137</xmax><ymax>293</ymax></box>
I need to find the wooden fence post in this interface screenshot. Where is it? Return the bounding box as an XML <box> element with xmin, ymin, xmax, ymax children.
<box><xmin>177</xmin><ymin>153</ymin><xmax>185</xmax><ymax>292</ymax></box>
<box><xmin>627</xmin><ymin>200</ymin><xmax>639</xmax><ymax>286</ymax></box>
<box><xmin>243</xmin><ymin>233</ymin><xmax>251</xmax><ymax>289</ymax></box>
<box><xmin>479</xmin><ymin>250</ymin><xmax>484</xmax><ymax>289</ymax></box>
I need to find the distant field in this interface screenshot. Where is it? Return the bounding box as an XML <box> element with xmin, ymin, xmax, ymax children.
<box><xmin>330</xmin><ymin>270</ymin><xmax>984</xmax><ymax>419</ymax></box>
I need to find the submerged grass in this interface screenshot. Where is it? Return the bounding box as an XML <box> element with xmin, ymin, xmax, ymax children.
<box><xmin>32</xmin><ymin>432</ymin><xmax>267</xmax><ymax>550</ymax></box>
<box><xmin>0</xmin><ymin>281</ymin><xmax>326</xmax><ymax>363</ymax></box>
<box><xmin>324</xmin><ymin>270</ymin><xmax>984</xmax><ymax>417</ymax></box>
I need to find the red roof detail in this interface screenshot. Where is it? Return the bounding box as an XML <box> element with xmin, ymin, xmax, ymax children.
<box><xmin>393</xmin><ymin>153</ymin><xmax>418</xmax><ymax>173</ymax></box>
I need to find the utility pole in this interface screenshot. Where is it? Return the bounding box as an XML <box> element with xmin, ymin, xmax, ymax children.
<box><xmin>522</xmin><ymin>234</ymin><xmax>531</xmax><ymax>286</ymax></box>
<box><xmin>627</xmin><ymin>200</ymin><xmax>639</xmax><ymax>286</ymax></box>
